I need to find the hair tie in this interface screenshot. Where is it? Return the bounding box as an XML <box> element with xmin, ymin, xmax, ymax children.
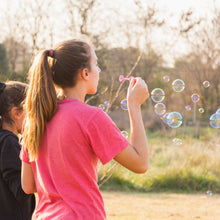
<box><xmin>49</xmin><ymin>49</ymin><xmax>54</xmax><ymax>57</ymax></box>
<box><xmin>0</xmin><ymin>81</ymin><xmax>6</xmax><ymax>93</ymax></box>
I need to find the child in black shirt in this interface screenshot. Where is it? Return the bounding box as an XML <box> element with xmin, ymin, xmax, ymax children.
<box><xmin>0</xmin><ymin>81</ymin><xmax>35</xmax><ymax>220</ymax></box>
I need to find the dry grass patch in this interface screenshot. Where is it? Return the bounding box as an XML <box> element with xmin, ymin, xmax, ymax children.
<box><xmin>102</xmin><ymin>191</ymin><xmax>220</xmax><ymax>220</ymax></box>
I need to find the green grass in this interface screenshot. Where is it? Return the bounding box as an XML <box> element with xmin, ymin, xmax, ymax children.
<box><xmin>98</xmin><ymin>128</ymin><xmax>220</xmax><ymax>193</ymax></box>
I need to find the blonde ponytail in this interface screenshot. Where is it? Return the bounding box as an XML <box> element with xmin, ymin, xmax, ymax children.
<box><xmin>23</xmin><ymin>50</ymin><xmax>57</xmax><ymax>161</ymax></box>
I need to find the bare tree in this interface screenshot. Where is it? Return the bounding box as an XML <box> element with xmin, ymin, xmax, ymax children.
<box><xmin>2</xmin><ymin>5</ymin><xmax>32</xmax><ymax>74</ymax></box>
<box><xmin>19</xmin><ymin>0</ymin><xmax>53</xmax><ymax>55</ymax></box>
<box><xmin>65</xmin><ymin>0</ymin><xmax>98</xmax><ymax>37</ymax></box>
<box><xmin>133</xmin><ymin>0</ymin><xmax>165</xmax><ymax>49</ymax></box>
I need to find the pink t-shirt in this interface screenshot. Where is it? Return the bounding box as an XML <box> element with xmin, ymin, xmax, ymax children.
<box><xmin>20</xmin><ymin>98</ymin><xmax>129</xmax><ymax>220</ymax></box>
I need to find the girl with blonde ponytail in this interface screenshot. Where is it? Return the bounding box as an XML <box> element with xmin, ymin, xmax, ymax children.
<box><xmin>21</xmin><ymin>39</ymin><xmax>149</xmax><ymax>219</ymax></box>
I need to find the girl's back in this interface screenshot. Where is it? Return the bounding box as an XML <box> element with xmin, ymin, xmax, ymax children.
<box><xmin>21</xmin><ymin>98</ymin><xmax>128</xmax><ymax>219</ymax></box>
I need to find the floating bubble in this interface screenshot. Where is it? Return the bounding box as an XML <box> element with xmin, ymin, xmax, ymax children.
<box><xmin>198</xmin><ymin>108</ymin><xmax>204</xmax><ymax>113</ymax></box>
<box><xmin>163</xmin><ymin>75</ymin><xmax>170</xmax><ymax>82</ymax></box>
<box><xmin>167</xmin><ymin>112</ymin><xmax>183</xmax><ymax>128</ymax></box>
<box><xmin>154</xmin><ymin>103</ymin><xmax>166</xmax><ymax>115</ymax></box>
<box><xmin>203</xmin><ymin>81</ymin><xmax>210</xmax><ymax>88</ymax></box>
<box><xmin>216</xmin><ymin>108</ymin><xmax>220</xmax><ymax>114</ymax></box>
<box><xmin>151</xmin><ymin>88</ymin><xmax>165</xmax><ymax>103</ymax></box>
<box><xmin>98</xmin><ymin>104</ymin><xmax>105</xmax><ymax>110</ymax></box>
<box><xmin>172</xmin><ymin>79</ymin><xmax>185</xmax><ymax>92</ymax></box>
<box><xmin>121</xmin><ymin>130</ymin><xmax>128</xmax><ymax>139</ymax></box>
<box><xmin>121</xmin><ymin>99</ymin><xmax>128</xmax><ymax>110</ymax></box>
<box><xmin>162</xmin><ymin>112</ymin><xmax>170</xmax><ymax>124</ymax></box>
<box><xmin>206</xmin><ymin>190</ymin><xmax>212</xmax><ymax>196</ymax></box>
<box><xmin>185</xmin><ymin>105</ymin><xmax>191</xmax><ymax>111</ymax></box>
<box><xmin>104</xmin><ymin>100</ymin><xmax>109</xmax><ymax>107</ymax></box>
<box><xmin>172</xmin><ymin>138</ymin><xmax>182</xmax><ymax>145</ymax></box>
<box><xmin>210</xmin><ymin>113</ymin><xmax>220</xmax><ymax>128</ymax></box>
<box><xmin>191</xmin><ymin>93</ymin><xmax>200</xmax><ymax>103</ymax></box>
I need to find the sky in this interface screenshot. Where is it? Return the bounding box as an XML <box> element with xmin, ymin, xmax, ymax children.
<box><xmin>0</xmin><ymin>0</ymin><xmax>220</xmax><ymax>66</ymax></box>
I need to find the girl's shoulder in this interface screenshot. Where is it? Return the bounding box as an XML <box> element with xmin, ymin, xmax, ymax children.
<box><xmin>58</xmin><ymin>98</ymin><xmax>101</xmax><ymax>115</ymax></box>
<box><xmin>0</xmin><ymin>129</ymin><xmax>20</xmax><ymax>156</ymax></box>
<box><xmin>0</xmin><ymin>129</ymin><xmax>18</xmax><ymax>144</ymax></box>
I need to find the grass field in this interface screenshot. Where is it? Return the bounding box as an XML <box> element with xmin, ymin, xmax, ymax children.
<box><xmin>98</xmin><ymin>128</ymin><xmax>220</xmax><ymax>193</ymax></box>
<box><xmin>102</xmin><ymin>191</ymin><xmax>220</xmax><ymax>220</ymax></box>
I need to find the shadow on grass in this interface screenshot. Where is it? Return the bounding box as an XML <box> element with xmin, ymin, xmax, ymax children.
<box><xmin>99</xmin><ymin>176</ymin><xmax>147</xmax><ymax>192</ymax></box>
<box><xmin>99</xmin><ymin>173</ymin><xmax>220</xmax><ymax>193</ymax></box>
<box><xmin>147</xmin><ymin>173</ymin><xmax>220</xmax><ymax>193</ymax></box>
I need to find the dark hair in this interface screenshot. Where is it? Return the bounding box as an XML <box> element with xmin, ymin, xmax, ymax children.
<box><xmin>24</xmin><ymin>39</ymin><xmax>92</xmax><ymax>160</ymax></box>
<box><xmin>52</xmin><ymin>39</ymin><xmax>92</xmax><ymax>88</ymax></box>
<box><xmin>0</xmin><ymin>81</ymin><xmax>28</xmax><ymax>128</ymax></box>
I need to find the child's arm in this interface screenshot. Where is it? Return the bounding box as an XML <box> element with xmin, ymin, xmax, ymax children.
<box><xmin>21</xmin><ymin>162</ymin><xmax>36</xmax><ymax>194</ymax></box>
<box><xmin>114</xmin><ymin>77</ymin><xmax>149</xmax><ymax>173</ymax></box>
<box><xmin>1</xmin><ymin>138</ymin><xmax>35</xmax><ymax>202</ymax></box>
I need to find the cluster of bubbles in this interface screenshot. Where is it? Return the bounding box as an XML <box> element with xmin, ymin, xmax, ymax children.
<box><xmin>150</xmin><ymin>78</ymin><xmax>220</xmax><ymax>130</ymax></box>
<box><xmin>149</xmin><ymin>78</ymin><xmax>217</xmax><ymax>145</ymax></box>
<box><xmin>98</xmin><ymin>100</ymin><xmax>109</xmax><ymax>111</ymax></box>
<box><xmin>98</xmin><ymin>75</ymin><xmax>220</xmax><ymax>145</ymax></box>
<box><xmin>151</xmin><ymin>85</ymin><xmax>183</xmax><ymax>129</ymax></box>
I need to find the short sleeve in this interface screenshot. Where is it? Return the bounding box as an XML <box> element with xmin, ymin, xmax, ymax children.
<box><xmin>19</xmin><ymin>143</ymin><xmax>31</xmax><ymax>164</ymax></box>
<box><xmin>86</xmin><ymin>109</ymin><xmax>129</xmax><ymax>164</ymax></box>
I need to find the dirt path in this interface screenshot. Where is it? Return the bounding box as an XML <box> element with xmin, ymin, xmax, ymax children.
<box><xmin>102</xmin><ymin>191</ymin><xmax>220</xmax><ymax>220</ymax></box>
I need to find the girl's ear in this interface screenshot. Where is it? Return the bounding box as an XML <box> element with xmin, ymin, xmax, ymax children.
<box><xmin>80</xmin><ymin>68</ymin><xmax>89</xmax><ymax>81</ymax></box>
<box><xmin>10</xmin><ymin>106</ymin><xmax>22</xmax><ymax>120</ymax></box>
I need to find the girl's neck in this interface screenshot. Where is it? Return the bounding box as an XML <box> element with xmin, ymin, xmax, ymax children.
<box><xmin>63</xmin><ymin>85</ymin><xmax>86</xmax><ymax>103</ymax></box>
<box><xmin>2</xmin><ymin>123</ymin><xmax>18</xmax><ymax>136</ymax></box>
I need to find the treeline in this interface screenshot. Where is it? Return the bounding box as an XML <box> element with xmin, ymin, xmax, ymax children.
<box><xmin>0</xmin><ymin>0</ymin><xmax>220</xmax><ymax>131</ymax></box>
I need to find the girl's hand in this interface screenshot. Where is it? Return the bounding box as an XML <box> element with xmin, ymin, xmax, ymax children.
<box><xmin>127</xmin><ymin>77</ymin><xmax>149</xmax><ymax>108</ymax></box>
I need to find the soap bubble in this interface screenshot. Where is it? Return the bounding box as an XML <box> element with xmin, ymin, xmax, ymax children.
<box><xmin>206</xmin><ymin>190</ymin><xmax>212</xmax><ymax>196</ymax></box>
<box><xmin>167</xmin><ymin>112</ymin><xmax>183</xmax><ymax>128</ymax></box>
<box><xmin>210</xmin><ymin>113</ymin><xmax>220</xmax><ymax>128</ymax></box>
<box><xmin>151</xmin><ymin>88</ymin><xmax>165</xmax><ymax>103</ymax></box>
<box><xmin>154</xmin><ymin>103</ymin><xmax>166</xmax><ymax>115</ymax></box>
<box><xmin>163</xmin><ymin>75</ymin><xmax>170</xmax><ymax>82</ymax></box>
<box><xmin>172</xmin><ymin>79</ymin><xmax>185</xmax><ymax>92</ymax></box>
<box><xmin>185</xmin><ymin>105</ymin><xmax>191</xmax><ymax>111</ymax></box>
<box><xmin>191</xmin><ymin>93</ymin><xmax>200</xmax><ymax>103</ymax></box>
<box><xmin>216</xmin><ymin>108</ymin><xmax>220</xmax><ymax>114</ymax></box>
<box><xmin>121</xmin><ymin>99</ymin><xmax>128</xmax><ymax>110</ymax></box>
<box><xmin>162</xmin><ymin>112</ymin><xmax>170</xmax><ymax>124</ymax></box>
<box><xmin>104</xmin><ymin>101</ymin><xmax>109</xmax><ymax>107</ymax></box>
<box><xmin>121</xmin><ymin>130</ymin><xmax>128</xmax><ymax>139</ymax></box>
<box><xmin>203</xmin><ymin>81</ymin><xmax>210</xmax><ymax>88</ymax></box>
<box><xmin>198</xmin><ymin>108</ymin><xmax>204</xmax><ymax>113</ymax></box>
<box><xmin>98</xmin><ymin>104</ymin><xmax>105</xmax><ymax>110</ymax></box>
<box><xmin>172</xmin><ymin>138</ymin><xmax>182</xmax><ymax>145</ymax></box>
